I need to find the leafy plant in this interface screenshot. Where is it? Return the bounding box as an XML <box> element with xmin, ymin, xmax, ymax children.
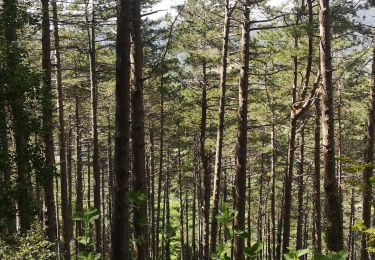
<box><xmin>72</xmin><ymin>208</ymin><xmax>101</xmax><ymax>260</ymax></box>
<box><xmin>212</xmin><ymin>203</ymin><xmax>262</xmax><ymax>259</ymax></box>
<box><xmin>244</xmin><ymin>242</ymin><xmax>262</xmax><ymax>259</ymax></box>
<box><xmin>284</xmin><ymin>248</ymin><xmax>310</xmax><ymax>260</ymax></box>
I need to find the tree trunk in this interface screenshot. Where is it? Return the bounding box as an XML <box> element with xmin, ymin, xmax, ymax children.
<box><xmin>51</xmin><ymin>1</ymin><xmax>71</xmax><ymax>257</ymax></box>
<box><xmin>200</xmin><ymin>60</ymin><xmax>211</xmax><ymax>260</ymax></box>
<box><xmin>111</xmin><ymin>0</ymin><xmax>132</xmax><ymax>257</ymax></box>
<box><xmin>296</xmin><ymin>129</ymin><xmax>305</xmax><ymax>251</ymax></box>
<box><xmin>75</xmin><ymin>96</ymin><xmax>83</xmax><ymax>251</ymax></box>
<box><xmin>156</xmin><ymin>74</ymin><xmax>164</xmax><ymax>259</ymax></box>
<box><xmin>233</xmin><ymin>1</ymin><xmax>250</xmax><ymax>258</ymax></box>
<box><xmin>149</xmin><ymin>128</ymin><xmax>156</xmax><ymax>259</ymax></box>
<box><xmin>186</xmin><ymin>192</ymin><xmax>190</xmax><ymax>260</ymax></box>
<box><xmin>83</xmin><ymin>0</ymin><xmax>101</xmax><ymax>251</ymax></box>
<box><xmin>319</xmin><ymin>0</ymin><xmax>343</xmax><ymax>251</ymax></box>
<box><xmin>361</xmin><ymin>40</ymin><xmax>375</xmax><ymax>260</ymax></box>
<box><xmin>130</xmin><ymin>0</ymin><xmax>148</xmax><ymax>257</ymax></box>
<box><xmin>270</xmin><ymin>122</ymin><xmax>276</xmax><ymax>259</ymax></box>
<box><xmin>41</xmin><ymin>0</ymin><xmax>57</xmax><ymax>244</ymax></box>
<box><xmin>178</xmin><ymin>127</ymin><xmax>185</xmax><ymax>260</ymax></box>
<box><xmin>313</xmin><ymin>98</ymin><xmax>322</xmax><ymax>254</ymax></box>
<box><xmin>211</xmin><ymin>0</ymin><xmax>231</xmax><ymax>253</ymax></box>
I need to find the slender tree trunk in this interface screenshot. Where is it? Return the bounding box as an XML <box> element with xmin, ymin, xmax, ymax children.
<box><xmin>51</xmin><ymin>1</ymin><xmax>71</xmax><ymax>257</ymax></box>
<box><xmin>156</xmin><ymin>74</ymin><xmax>164</xmax><ymax>259</ymax></box>
<box><xmin>186</xmin><ymin>192</ymin><xmax>190</xmax><ymax>260</ymax></box>
<box><xmin>247</xmin><ymin>161</ymin><xmax>252</xmax><ymax>250</ymax></box>
<box><xmin>178</xmin><ymin>127</ymin><xmax>185</xmax><ymax>260</ymax></box>
<box><xmin>233</xmin><ymin>1</ymin><xmax>250</xmax><ymax>258</ymax></box>
<box><xmin>348</xmin><ymin>188</ymin><xmax>355</xmax><ymax>260</ymax></box>
<box><xmin>87</xmin><ymin>144</ymin><xmax>91</xmax><ymax>208</ymax></box>
<box><xmin>149</xmin><ymin>128</ymin><xmax>156</xmax><ymax>260</ymax></box>
<box><xmin>200</xmin><ymin>60</ymin><xmax>211</xmax><ymax>260</ymax></box>
<box><xmin>313</xmin><ymin>98</ymin><xmax>322</xmax><ymax>255</ymax></box>
<box><xmin>296</xmin><ymin>129</ymin><xmax>305</xmax><ymax>251</ymax></box>
<box><xmin>130</xmin><ymin>0</ymin><xmax>147</xmax><ymax>257</ymax></box>
<box><xmin>270</xmin><ymin>122</ymin><xmax>276</xmax><ymax>259</ymax></box>
<box><xmin>101</xmin><ymin>159</ymin><xmax>106</xmax><ymax>257</ymax></box>
<box><xmin>257</xmin><ymin>155</ymin><xmax>264</xmax><ymax>244</ymax></box>
<box><xmin>107</xmin><ymin>114</ymin><xmax>113</xmax><ymax>227</ymax></box>
<box><xmin>211</xmin><ymin>0</ymin><xmax>231</xmax><ymax>253</ymax></box>
<box><xmin>75</xmin><ymin>96</ymin><xmax>83</xmax><ymax>249</ymax></box>
<box><xmin>319</xmin><ymin>0</ymin><xmax>343</xmax><ymax>251</ymax></box>
<box><xmin>165</xmin><ymin>163</ymin><xmax>171</xmax><ymax>260</ymax></box>
<box><xmin>84</xmin><ymin>0</ymin><xmax>101</xmax><ymax>251</ymax></box>
<box><xmin>282</xmin><ymin>7</ymin><xmax>300</xmax><ymax>253</ymax></box>
<box><xmin>361</xmin><ymin>40</ymin><xmax>375</xmax><ymax>260</ymax></box>
<box><xmin>192</xmin><ymin>161</ymin><xmax>197</xmax><ymax>259</ymax></box>
<box><xmin>111</xmin><ymin>0</ymin><xmax>132</xmax><ymax>257</ymax></box>
<box><xmin>41</xmin><ymin>0</ymin><xmax>57</xmax><ymax>244</ymax></box>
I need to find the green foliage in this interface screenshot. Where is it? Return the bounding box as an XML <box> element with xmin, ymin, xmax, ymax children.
<box><xmin>244</xmin><ymin>242</ymin><xmax>262</xmax><ymax>259</ymax></box>
<box><xmin>128</xmin><ymin>191</ymin><xmax>147</xmax><ymax>208</ymax></box>
<box><xmin>0</xmin><ymin>221</ymin><xmax>55</xmax><ymax>260</ymax></box>
<box><xmin>284</xmin><ymin>248</ymin><xmax>310</xmax><ymax>260</ymax></box>
<box><xmin>72</xmin><ymin>208</ymin><xmax>101</xmax><ymax>260</ymax></box>
<box><xmin>212</xmin><ymin>204</ymin><xmax>262</xmax><ymax>259</ymax></box>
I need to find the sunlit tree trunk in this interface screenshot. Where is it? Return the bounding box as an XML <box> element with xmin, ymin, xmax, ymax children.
<box><xmin>319</xmin><ymin>0</ymin><xmax>343</xmax><ymax>251</ymax></box>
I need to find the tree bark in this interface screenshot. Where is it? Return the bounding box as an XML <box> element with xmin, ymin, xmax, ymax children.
<box><xmin>296</xmin><ymin>129</ymin><xmax>305</xmax><ymax>251</ymax></box>
<box><xmin>83</xmin><ymin>0</ymin><xmax>101</xmax><ymax>251</ymax></box>
<box><xmin>130</xmin><ymin>0</ymin><xmax>148</xmax><ymax>257</ymax></box>
<box><xmin>75</xmin><ymin>96</ymin><xmax>83</xmax><ymax>252</ymax></box>
<box><xmin>178</xmin><ymin>127</ymin><xmax>185</xmax><ymax>260</ymax></box>
<box><xmin>361</xmin><ymin>39</ymin><xmax>375</xmax><ymax>260</ymax></box>
<box><xmin>233</xmin><ymin>0</ymin><xmax>250</xmax><ymax>258</ymax></box>
<box><xmin>210</xmin><ymin>0</ymin><xmax>231</xmax><ymax>253</ymax></box>
<box><xmin>319</xmin><ymin>0</ymin><xmax>343</xmax><ymax>251</ymax></box>
<box><xmin>41</xmin><ymin>0</ymin><xmax>57</xmax><ymax>244</ymax></box>
<box><xmin>149</xmin><ymin>128</ymin><xmax>156</xmax><ymax>260</ymax></box>
<box><xmin>51</xmin><ymin>1</ymin><xmax>71</xmax><ymax>257</ymax></box>
<box><xmin>313</xmin><ymin>98</ymin><xmax>322</xmax><ymax>254</ymax></box>
<box><xmin>111</xmin><ymin>0</ymin><xmax>132</xmax><ymax>257</ymax></box>
<box><xmin>156</xmin><ymin>74</ymin><xmax>164</xmax><ymax>259</ymax></box>
<box><xmin>200</xmin><ymin>60</ymin><xmax>211</xmax><ymax>260</ymax></box>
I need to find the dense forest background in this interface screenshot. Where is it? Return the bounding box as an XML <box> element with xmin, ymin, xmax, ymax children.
<box><xmin>0</xmin><ymin>0</ymin><xmax>375</xmax><ymax>259</ymax></box>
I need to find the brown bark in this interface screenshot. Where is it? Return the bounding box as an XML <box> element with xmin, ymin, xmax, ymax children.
<box><xmin>361</xmin><ymin>40</ymin><xmax>375</xmax><ymax>260</ymax></box>
<box><xmin>111</xmin><ymin>0</ymin><xmax>132</xmax><ymax>257</ymax></box>
<box><xmin>41</xmin><ymin>0</ymin><xmax>57</xmax><ymax>244</ymax></box>
<box><xmin>75</xmin><ymin>97</ymin><xmax>83</xmax><ymax>247</ymax></box>
<box><xmin>178</xmin><ymin>127</ymin><xmax>185</xmax><ymax>260</ymax></box>
<box><xmin>130</xmin><ymin>0</ymin><xmax>147</xmax><ymax>257</ymax></box>
<box><xmin>296</xmin><ymin>129</ymin><xmax>305</xmax><ymax>251</ymax></box>
<box><xmin>83</xmin><ymin>0</ymin><xmax>101</xmax><ymax>251</ymax></box>
<box><xmin>149</xmin><ymin>128</ymin><xmax>156</xmax><ymax>259</ymax></box>
<box><xmin>156</xmin><ymin>74</ymin><xmax>164</xmax><ymax>259</ymax></box>
<box><xmin>270</xmin><ymin>122</ymin><xmax>276</xmax><ymax>259</ymax></box>
<box><xmin>51</xmin><ymin>0</ymin><xmax>71</xmax><ymax>257</ymax></box>
<box><xmin>313</xmin><ymin>98</ymin><xmax>322</xmax><ymax>254</ymax></box>
<box><xmin>211</xmin><ymin>0</ymin><xmax>232</xmax><ymax>253</ymax></box>
<box><xmin>200</xmin><ymin>60</ymin><xmax>211</xmax><ymax>260</ymax></box>
<box><xmin>319</xmin><ymin>0</ymin><xmax>343</xmax><ymax>251</ymax></box>
<box><xmin>233</xmin><ymin>0</ymin><xmax>250</xmax><ymax>258</ymax></box>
